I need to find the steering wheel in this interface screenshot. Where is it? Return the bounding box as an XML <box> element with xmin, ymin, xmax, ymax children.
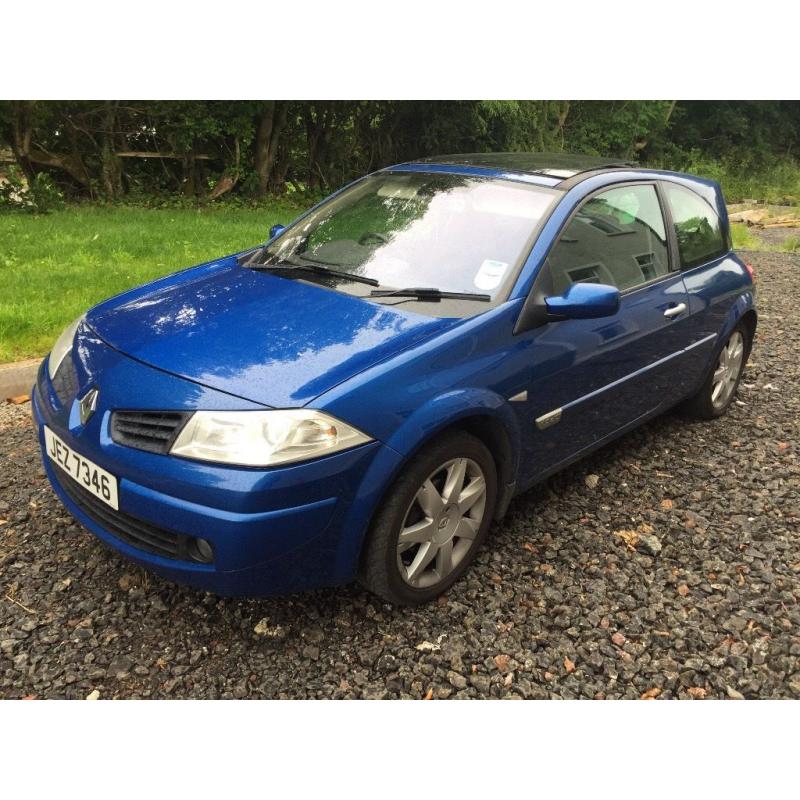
<box><xmin>358</xmin><ymin>231</ymin><xmax>389</xmax><ymax>246</ymax></box>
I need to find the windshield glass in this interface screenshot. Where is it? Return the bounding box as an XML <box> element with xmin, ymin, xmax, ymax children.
<box><xmin>259</xmin><ymin>172</ymin><xmax>559</xmax><ymax>302</ymax></box>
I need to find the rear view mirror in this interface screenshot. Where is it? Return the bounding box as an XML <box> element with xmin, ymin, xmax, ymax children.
<box><xmin>269</xmin><ymin>223</ymin><xmax>286</xmax><ymax>241</ymax></box>
<box><xmin>545</xmin><ymin>282</ymin><xmax>620</xmax><ymax>320</ymax></box>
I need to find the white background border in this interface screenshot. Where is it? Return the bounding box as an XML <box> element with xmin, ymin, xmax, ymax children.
<box><xmin>2</xmin><ymin>1</ymin><xmax>796</xmax><ymax>796</ymax></box>
<box><xmin>3</xmin><ymin>0</ymin><xmax>798</xmax><ymax>99</ymax></box>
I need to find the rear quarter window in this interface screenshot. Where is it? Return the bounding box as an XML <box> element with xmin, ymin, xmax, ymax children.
<box><xmin>663</xmin><ymin>182</ymin><xmax>728</xmax><ymax>269</ymax></box>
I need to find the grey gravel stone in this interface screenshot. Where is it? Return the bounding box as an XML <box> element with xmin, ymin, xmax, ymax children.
<box><xmin>637</xmin><ymin>533</ymin><xmax>662</xmax><ymax>557</ymax></box>
<box><xmin>0</xmin><ymin>251</ymin><xmax>798</xmax><ymax>699</ymax></box>
<box><xmin>107</xmin><ymin>657</ymin><xmax>133</xmax><ymax>680</ymax></box>
<box><xmin>447</xmin><ymin>671</ymin><xmax>468</xmax><ymax>689</ymax></box>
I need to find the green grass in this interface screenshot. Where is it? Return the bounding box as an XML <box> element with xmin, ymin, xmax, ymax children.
<box><xmin>782</xmin><ymin>235</ymin><xmax>800</xmax><ymax>253</ymax></box>
<box><xmin>0</xmin><ymin>201</ymin><xmax>306</xmax><ymax>362</ymax></box>
<box><xmin>731</xmin><ymin>221</ymin><xmax>800</xmax><ymax>253</ymax></box>
<box><xmin>731</xmin><ymin>223</ymin><xmax>761</xmax><ymax>250</ymax></box>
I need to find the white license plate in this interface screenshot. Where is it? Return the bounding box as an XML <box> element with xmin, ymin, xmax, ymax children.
<box><xmin>44</xmin><ymin>426</ymin><xmax>119</xmax><ymax>510</ymax></box>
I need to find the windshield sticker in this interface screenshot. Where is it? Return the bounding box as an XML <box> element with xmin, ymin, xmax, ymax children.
<box><xmin>474</xmin><ymin>260</ymin><xmax>508</xmax><ymax>291</ymax></box>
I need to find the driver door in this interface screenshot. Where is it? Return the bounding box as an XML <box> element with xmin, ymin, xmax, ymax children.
<box><xmin>512</xmin><ymin>182</ymin><xmax>694</xmax><ymax>485</ymax></box>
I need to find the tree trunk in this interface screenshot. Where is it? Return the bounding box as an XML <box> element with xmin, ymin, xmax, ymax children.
<box><xmin>269</xmin><ymin>143</ymin><xmax>291</xmax><ymax>193</ymax></box>
<box><xmin>209</xmin><ymin>137</ymin><xmax>241</xmax><ymax>200</ymax></box>
<box><xmin>306</xmin><ymin>101</ymin><xmax>338</xmax><ymax>193</ymax></box>
<box><xmin>553</xmin><ymin>100</ymin><xmax>571</xmax><ymax>147</ymax></box>
<box><xmin>254</xmin><ymin>101</ymin><xmax>288</xmax><ymax>196</ymax></box>
<box><xmin>8</xmin><ymin>101</ymin><xmax>37</xmax><ymax>183</ymax></box>
<box><xmin>100</xmin><ymin>101</ymin><xmax>122</xmax><ymax>200</ymax></box>
<box><xmin>182</xmin><ymin>151</ymin><xmax>197</xmax><ymax>196</ymax></box>
<box><xmin>305</xmin><ymin>102</ymin><xmax>332</xmax><ymax>192</ymax></box>
<box><xmin>8</xmin><ymin>101</ymin><xmax>92</xmax><ymax>189</ymax></box>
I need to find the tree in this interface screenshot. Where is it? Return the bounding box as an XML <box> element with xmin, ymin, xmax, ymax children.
<box><xmin>1</xmin><ymin>100</ymin><xmax>797</xmax><ymax>203</ymax></box>
<box><xmin>253</xmin><ymin>101</ymin><xmax>288</xmax><ymax>196</ymax></box>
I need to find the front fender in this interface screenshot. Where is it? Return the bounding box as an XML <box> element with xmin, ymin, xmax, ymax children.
<box><xmin>383</xmin><ymin>387</ymin><xmax>521</xmax><ymax>466</ymax></box>
<box><xmin>332</xmin><ymin>387</ymin><xmax>522</xmax><ymax>582</ymax></box>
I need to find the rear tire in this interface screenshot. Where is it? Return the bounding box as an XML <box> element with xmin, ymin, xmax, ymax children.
<box><xmin>359</xmin><ymin>431</ymin><xmax>497</xmax><ymax>605</ymax></box>
<box><xmin>683</xmin><ymin>321</ymin><xmax>751</xmax><ymax>420</ymax></box>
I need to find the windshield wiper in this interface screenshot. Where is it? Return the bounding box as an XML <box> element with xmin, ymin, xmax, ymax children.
<box><xmin>370</xmin><ymin>287</ymin><xmax>491</xmax><ymax>302</ymax></box>
<box><xmin>248</xmin><ymin>259</ymin><xmax>379</xmax><ymax>287</ymax></box>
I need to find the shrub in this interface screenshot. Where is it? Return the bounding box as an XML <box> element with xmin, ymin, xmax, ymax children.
<box><xmin>0</xmin><ymin>168</ymin><xmax>65</xmax><ymax>213</ymax></box>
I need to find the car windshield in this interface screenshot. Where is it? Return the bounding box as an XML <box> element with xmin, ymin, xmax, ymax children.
<box><xmin>258</xmin><ymin>172</ymin><xmax>559</xmax><ymax>302</ymax></box>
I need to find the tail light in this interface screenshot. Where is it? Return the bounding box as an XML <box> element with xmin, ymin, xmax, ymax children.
<box><xmin>744</xmin><ymin>261</ymin><xmax>755</xmax><ymax>283</ymax></box>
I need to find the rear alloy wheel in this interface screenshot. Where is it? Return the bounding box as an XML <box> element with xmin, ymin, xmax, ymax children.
<box><xmin>710</xmin><ymin>329</ymin><xmax>745</xmax><ymax>411</ymax></box>
<box><xmin>360</xmin><ymin>431</ymin><xmax>497</xmax><ymax>605</ymax></box>
<box><xmin>683</xmin><ymin>322</ymin><xmax>751</xmax><ymax>419</ymax></box>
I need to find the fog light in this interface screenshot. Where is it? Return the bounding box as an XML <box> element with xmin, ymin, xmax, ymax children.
<box><xmin>189</xmin><ymin>537</ymin><xmax>214</xmax><ymax>564</ymax></box>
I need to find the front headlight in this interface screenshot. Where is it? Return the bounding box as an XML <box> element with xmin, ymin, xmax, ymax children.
<box><xmin>48</xmin><ymin>314</ymin><xmax>86</xmax><ymax>380</ymax></box>
<box><xmin>169</xmin><ymin>409</ymin><xmax>373</xmax><ymax>467</ymax></box>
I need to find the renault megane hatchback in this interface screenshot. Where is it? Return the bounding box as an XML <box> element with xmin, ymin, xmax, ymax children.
<box><xmin>34</xmin><ymin>153</ymin><xmax>757</xmax><ymax>604</ymax></box>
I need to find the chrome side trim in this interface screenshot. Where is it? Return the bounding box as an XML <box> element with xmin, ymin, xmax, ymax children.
<box><xmin>509</xmin><ymin>390</ymin><xmax>528</xmax><ymax>402</ymax></box>
<box><xmin>562</xmin><ymin>333</ymin><xmax>718</xmax><ymax>413</ymax></box>
<box><xmin>685</xmin><ymin>333</ymin><xmax>718</xmax><ymax>350</ymax></box>
<box><xmin>536</xmin><ymin>408</ymin><xmax>562</xmax><ymax>430</ymax></box>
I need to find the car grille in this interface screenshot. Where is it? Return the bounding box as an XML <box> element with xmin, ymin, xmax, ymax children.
<box><xmin>51</xmin><ymin>357</ymin><xmax>79</xmax><ymax>406</ymax></box>
<box><xmin>110</xmin><ymin>411</ymin><xmax>191</xmax><ymax>454</ymax></box>
<box><xmin>52</xmin><ymin>465</ymin><xmax>213</xmax><ymax>564</ymax></box>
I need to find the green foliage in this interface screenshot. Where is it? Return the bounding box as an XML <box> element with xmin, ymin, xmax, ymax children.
<box><xmin>657</xmin><ymin>149</ymin><xmax>800</xmax><ymax>204</ymax></box>
<box><xmin>0</xmin><ymin>167</ymin><xmax>29</xmax><ymax>210</ymax></box>
<box><xmin>28</xmin><ymin>173</ymin><xmax>66</xmax><ymax>212</ymax></box>
<box><xmin>1</xmin><ymin>100</ymin><xmax>798</xmax><ymax>204</ymax></box>
<box><xmin>566</xmin><ymin>100</ymin><xmax>675</xmax><ymax>157</ymax></box>
<box><xmin>716</xmin><ymin>162</ymin><xmax>800</xmax><ymax>205</ymax></box>
<box><xmin>0</xmin><ymin>167</ymin><xmax>65</xmax><ymax>213</ymax></box>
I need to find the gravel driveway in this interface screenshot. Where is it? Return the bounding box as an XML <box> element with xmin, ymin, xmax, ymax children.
<box><xmin>1</xmin><ymin>251</ymin><xmax>798</xmax><ymax>700</ymax></box>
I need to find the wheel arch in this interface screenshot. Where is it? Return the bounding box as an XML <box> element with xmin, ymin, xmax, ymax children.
<box><xmin>341</xmin><ymin>390</ymin><xmax>521</xmax><ymax>581</ymax></box>
<box><xmin>720</xmin><ymin>295</ymin><xmax>757</xmax><ymax>363</ymax></box>
<box><xmin>739</xmin><ymin>308</ymin><xmax>758</xmax><ymax>355</ymax></box>
<box><xmin>382</xmin><ymin>388</ymin><xmax>521</xmax><ymax>496</ymax></box>
<box><xmin>685</xmin><ymin>293</ymin><xmax>757</xmax><ymax>402</ymax></box>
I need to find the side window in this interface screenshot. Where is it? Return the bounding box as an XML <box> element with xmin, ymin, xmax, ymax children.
<box><xmin>547</xmin><ymin>184</ymin><xmax>670</xmax><ymax>294</ymax></box>
<box><xmin>663</xmin><ymin>183</ymin><xmax>727</xmax><ymax>269</ymax></box>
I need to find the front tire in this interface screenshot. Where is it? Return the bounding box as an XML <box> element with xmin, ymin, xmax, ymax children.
<box><xmin>359</xmin><ymin>431</ymin><xmax>498</xmax><ymax>605</ymax></box>
<box><xmin>683</xmin><ymin>322</ymin><xmax>751</xmax><ymax>419</ymax></box>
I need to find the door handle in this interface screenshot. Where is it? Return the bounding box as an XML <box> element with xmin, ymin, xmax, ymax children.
<box><xmin>663</xmin><ymin>303</ymin><xmax>687</xmax><ymax>318</ymax></box>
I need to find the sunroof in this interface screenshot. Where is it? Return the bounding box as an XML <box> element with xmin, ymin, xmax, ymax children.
<box><xmin>414</xmin><ymin>152</ymin><xmax>634</xmax><ymax>179</ymax></box>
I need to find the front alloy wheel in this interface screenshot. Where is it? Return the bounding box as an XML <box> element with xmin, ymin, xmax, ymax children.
<box><xmin>360</xmin><ymin>431</ymin><xmax>498</xmax><ymax>605</ymax></box>
<box><xmin>397</xmin><ymin>457</ymin><xmax>487</xmax><ymax>589</ymax></box>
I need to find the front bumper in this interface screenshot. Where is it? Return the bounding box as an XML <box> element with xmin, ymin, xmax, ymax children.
<box><xmin>33</xmin><ymin>349</ymin><xmax>401</xmax><ymax>596</ymax></box>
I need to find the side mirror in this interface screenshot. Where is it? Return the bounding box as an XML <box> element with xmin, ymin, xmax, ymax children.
<box><xmin>268</xmin><ymin>223</ymin><xmax>286</xmax><ymax>241</ymax></box>
<box><xmin>545</xmin><ymin>282</ymin><xmax>620</xmax><ymax>320</ymax></box>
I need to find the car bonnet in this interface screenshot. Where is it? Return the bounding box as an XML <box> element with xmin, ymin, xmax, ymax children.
<box><xmin>85</xmin><ymin>258</ymin><xmax>455</xmax><ymax>407</ymax></box>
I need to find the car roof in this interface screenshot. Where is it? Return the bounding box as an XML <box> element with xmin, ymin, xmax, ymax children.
<box><xmin>381</xmin><ymin>154</ymin><xmax>725</xmax><ymax>218</ymax></box>
<box><xmin>404</xmin><ymin>152</ymin><xmax>635</xmax><ymax>181</ymax></box>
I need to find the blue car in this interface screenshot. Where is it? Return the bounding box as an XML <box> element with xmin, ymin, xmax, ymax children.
<box><xmin>33</xmin><ymin>153</ymin><xmax>756</xmax><ymax>604</ymax></box>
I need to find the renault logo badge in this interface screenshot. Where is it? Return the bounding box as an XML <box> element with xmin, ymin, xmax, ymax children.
<box><xmin>79</xmin><ymin>387</ymin><xmax>99</xmax><ymax>425</ymax></box>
